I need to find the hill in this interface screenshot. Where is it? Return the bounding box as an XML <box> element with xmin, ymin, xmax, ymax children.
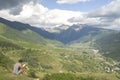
<box><xmin>0</xmin><ymin>17</ymin><xmax>120</xmax><ymax>80</ymax></box>
<box><xmin>0</xmin><ymin>35</ymin><xmax>120</xmax><ymax>80</ymax></box>
<box><xmin>94</xmin><ymin>31</ymin><xmax>120</xmax><ymax>61</ymax></box>
<box><xmin>0</xmin><ymin>17</ymin><xmax>114</xmax><ymax>44</ymax></box>
<box><xmin>0</xmin><ymin>18</ymin><xmax>63</xmax><ymax>48</ymax></box>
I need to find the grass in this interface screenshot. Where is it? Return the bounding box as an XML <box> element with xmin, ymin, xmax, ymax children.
<box><xmin>0</xmin><ymin>72</ymin><xmax>34</xmax><ymax>80</ymax></box>
<box><xmin>0</xmin><ymin>22</ymin><xmax>120</xmax><ymax>80</ymax></box>
<box><xmin>42</xmin><ymin>73</ymin><xmax>120</xmax><ymax>80</ymax></box>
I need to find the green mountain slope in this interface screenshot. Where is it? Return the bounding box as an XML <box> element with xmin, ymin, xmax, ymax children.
<box><xmin>0</xmin><ymin>18</ymin><xmax>120</xmax><ymax>80</ymax></box>
<box><xmin>0</xmin><ymin>22</ymin><xmax>63</xmax><ymax>48</ymax></box>
<box><xmin>68</xmin><ymin>29</ymin><xmax>120</xmax><ymax>62</ymax></box>
<box><xmin>95</xmin><ymin>32</ymin><xmax>120</xmax><ymax>61</ymax></box>
<box><xmin>0</xmin><ymin>35</ymin><xmax>119</xmax><ymax>80</ymax></box>
<box><xmin>0</xmin><ymin>22</ymin><xmax>45</xmax><ymax>43</ymax></box>
<box><xmin>0</xmin><ymin>40</ymin><xmax>120</xmax><ymax>80</ymax></box>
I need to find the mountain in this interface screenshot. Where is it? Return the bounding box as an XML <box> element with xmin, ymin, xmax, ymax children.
<box><xmin>95</xmin><ymin>31</ymin><xmax>120</xmax><ymax>61</ymax></box>
<box><xmin>1</xmin><ymin>17</ymin><xmax>120</xmax><ymax>61</ymax></box>
<box><xmin>54</xmin><ymin>24</ymin><xmax>104</xmax><ymax>44</ymax></box>
<box><xmin>0</xmin><ymin>17</ymin><xmax>50</xmax><ymax>39</ymax></box>
<box><xmin>44</xmin><ymin>24</ymin><xmax>114</xmax><ymax>44</ymax></box>
<box><xmin>0</xmin><ymin>34</ymin><xmax>119</xmax><ymax>80</ymax></box>
<box><xmin>62</xmin><ymin>24</ymin><xmax>120</xmax><ymax>61</ymax></box>
<box><xmin>0</xmin><ymin>17</ymin><xmax>63</xmax><ymax>48</ymax></box>
<box><xmin>0</xmin><ymin>17</ymin><xmax>120</xmax><ymax>80</ymax></box>
<box><xmin>45</xmin><ymin>24</ymin><xmax>70</xmax><ymax>33</ymax></box>
<box><xmin>0</xmin><ymin>17</ymin><xmax>114</xmax><ymax>44</ymax></box>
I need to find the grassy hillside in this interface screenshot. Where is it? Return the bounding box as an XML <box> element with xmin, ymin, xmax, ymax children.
<box><xmin>68</xmin><ymin>29</ymin><xmax>120</xmax><ymax>61</ymax></box>
<box><xmin>0</xmin><ymin>19</ymin><xmax>120</xmax><ymax>80</ymax></box>
<box><xmin>0</xmin><ymin>36</ymin><xmax>120</xmax><ymax>80</ymax></box>
<box><xmin>95</xmin><ymin>31</ymin><xmax>120</xmax><ymax>61</ymax></box>
<box><xmin>0</xmin><ymin>23</ymin><xmax>63</xmax><ymax>48</ymax></box>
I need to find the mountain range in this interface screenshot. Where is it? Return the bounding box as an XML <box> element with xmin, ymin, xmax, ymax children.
<box><xmin>0</xmin><ymin>17</ymin><xmax>120</xmax><ymax>80</ymax></box>
<box><xmin>0</xmin><ymin>17</ymin><xmax>120</xmax><ymax>61</ymax></box>
<box><xmin>0</xmin><ymin>17</ymin><xmax>115</xmax><ymax>43</ymax></box>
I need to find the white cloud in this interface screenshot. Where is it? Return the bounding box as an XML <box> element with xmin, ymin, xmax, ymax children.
<box><xmin>85</xmin><ymin>0</ymin><xmax>120</xmax><ymax>30</ymax></box>
<box><xmin>0</xmin><ymin>0</ymin><xmax>120</xmax><ymax>30</ymax></box>
<box><xmin>68</xmin><ymin>15</ymin><xmax>101</xmax><ymax>25</ymax></box>
<box><xmin>0</xmin><ymin>1</ymin><xmax>82</xmax><ymax>28</ymax></box>
<box><xmin>57</xmin><ymin>0</ymin><xmax>90</xmax><ymax>4</ymax></box>
<box><xmin>67</xmin><ymin>0</ymin><xmax>120</xmax><ymax>30</ymax></box>
<box><xmin>88</xmin><ymin>0</ymin><xmax>120</xmax><ymax>18</ymax></box>
<box><xmin>40</xmin><ymin>9</ymin><xmax>81</xmax><ymax>27</ymax></box>
<box><xmin>102</xmin><ymin>18</ymin><xmax>120</xmax><ymax>30</ymax></box>
<box><xmin>19</xmin><ymin>3</ymin><xmax>82</xmax><ymax>28</ymax></box>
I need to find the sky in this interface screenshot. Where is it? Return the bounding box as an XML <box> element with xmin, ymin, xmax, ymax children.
<box><xmin>41</xmin><ymin>0</ymin><xmax>112</xmax><ymax>12</ymax></box>
<box><xmin>0</xmin><ymin>0</ymin><xmax>120</xmax><ymax>30</ymax></box>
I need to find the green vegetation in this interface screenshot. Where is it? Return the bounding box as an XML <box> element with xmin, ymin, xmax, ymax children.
<box><xmin>95</xmin><ymin>32</ymin><xmax>120</xmax><ymax>61</ymax></box>
<box><xmin>0</xmin><ymin>23</ymin><xmax>63</xmax><ymax>47</ymax></box>
<box><xmin>43</xmin><ymin>73</ymin><xmax>120</xmax><ymax>80</ymax></box>
<box><xmin>0</xmin><ymin>38</ymin><xmax>119</xmax><ymax>80</ymax></box>
<box><xmin>0</xmin><ymin>21</ymin><xmax>120</xmax><ymax>80</ymax></box>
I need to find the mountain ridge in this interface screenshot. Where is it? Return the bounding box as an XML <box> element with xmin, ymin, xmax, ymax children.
<box><xmin>0</xmin><ymin>17</ymin><xmax>120</xmax><ymax>80</ymax></box>
<box><xmin>0</xmin><ymin>17</ymin><xmax>120</xmax><ymax>61</ymax></box>
<box><xmin>0</xmin><ymin>17</ymin><xmax>115</xmax><ymax>44</ymax></box>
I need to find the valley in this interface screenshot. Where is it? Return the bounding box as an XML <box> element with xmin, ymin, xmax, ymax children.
<box><xmin>0</xmin><ymin>17</ymin><xmax>120</xmax><ymax>80</ymax></box>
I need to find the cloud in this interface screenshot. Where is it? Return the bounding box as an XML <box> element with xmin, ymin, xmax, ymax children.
<box><xmin>9</xmin><ymin>6</ymin><xmax>23</xmax><ymax>15</ymax></box>
<box><xmin>68</xmin><ymin>15</ymin><xmax>101</xmax><ymax>25</ymax></box>
<box><xmin>19</xmin><ymin>3</ymin><xmax>82</xmax><ymax>28</ymax></box>
<box><xmin>0</xmin><ymin>0</ymin><xmax>37</xmax><ymax>10</ymax></box>
<box><xmin>0</xmin><ymin>0</ymin><xmax>120</xmax><ymax>30</ymax></box>
<box><xmin>84</xmin><ymin>0</ymin><xmax>120</xmax><ymax>30</ymax></box>
<box><xmin>0</xmin><ymin>2</ymin><xmax>81</xmax><ymax>28</ymax></box>
<box><xmin>57</xmin><ymin>0</ymin><xmax>90</xmax><ymax>4</ymax></box>
<box><xmin>88</xmin><ymin>0</ymin><xmax>120</xmax><ymax>18</ymax></box>
<box><xmin>0</xmin><ymin>0</ymin><xmax>37</xmax><ymax>15</ymax></box>
<box><xmin>24</xmin><ymin>9</ymin><xmax>81</xmax><ymax>28</ymax></box>
<box><xmin>39</xmin><ymin>9</ymin><xmax>81</xmax><ymax>27</ymax></box>
<box><xmin>67</xmin><ymin>0</ymin><xmax>120</xmax><ymax>30</ymax></box>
